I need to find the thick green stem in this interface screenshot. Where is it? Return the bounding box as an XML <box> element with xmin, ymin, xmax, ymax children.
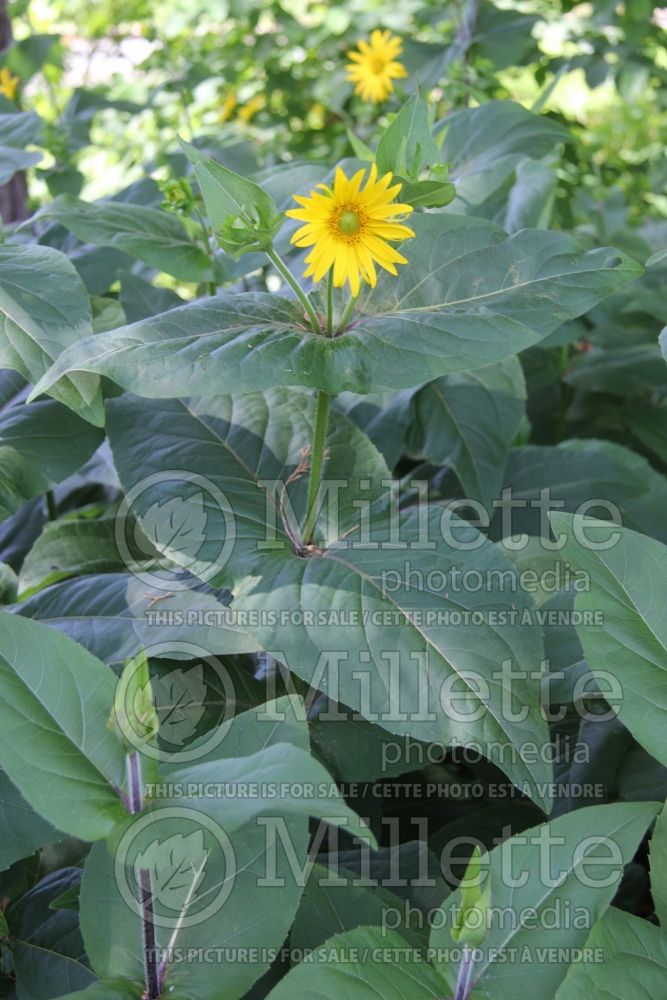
<box><xmin>267</xmin><ymin>248</ymin><xmax>320</xmax><ymax>332</ymax></box>
<box><xmin>302</xmin><ymin>391</ymin><xmax>331</xmax><ymax>546</ymax></box>
<box><xmin>45</xmin><ymin>490</ymin><xmax>57</xmax><ymax>521</ymax></box>
<box><xmin>556</xmin><ymin>344</ymin><xmax>570</xmax><ymax>442</ymax></box>
<box><xmin>193</xmin><ymin>208</ymin><xmax>217</xmax><ymax>297</ymax></box>
<box><xmin>326</xmin><ymin>270</ymin><xmax>334</xmax><ymax>337</ymax></box>
<box><xmin>337</xmin><ymin>293</ymin><xmax>358</xmax><ymax>334</ymax></box>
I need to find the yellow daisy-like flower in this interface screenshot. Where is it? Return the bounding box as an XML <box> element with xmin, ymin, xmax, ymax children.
<box><xmin>237</xmin><ymin>95</ymin><xmax>265</xmax><ymax>123</ymax></box>
<box><xmin>286</xmin><ymin>164</ymin><xmax>415</xmax><ymax>296</ymax></box>
<box><xmin>219</xmin><ymin>92</ymin><xmax>237</xmax><ymax>123</ymax></box>
<box><xmin>0</xmin><ymin>67</ymin><xmax>19</xmax><ymax>102</ymax></box>
<box><xmin>346</xmin><ymin>30</ymin><xmax>408</xmax><ymax>103</ymax></box>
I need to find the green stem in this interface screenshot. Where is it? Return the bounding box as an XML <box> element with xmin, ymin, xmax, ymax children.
<box><xmin>556</xmin><ymin>344</ymin><xmax>570</xmax><ymax>442</ymax></box>
<box><xmin>326</xmin><ymin>270</ymin><xmax>334</xmax><ymax>337</ymax></box>
<box><xmin>45</xmin><ymin>490</ymin><xmax>57</xmax><ymax>521</ymax></box>
<box><xmin>337</xmin><ymin>293</ymin><xmax>358</xmax><ymax>334</ymax></box>
<box><xmin>192</xmin><ymin>208</ymin><xmax>217</xmax><ymax>297</ymax></box>
<box><xmin>302</xmin><ymin>391</ymin><xmax>331</xmax><ymax>546</ymax></box>
<box><xmin>267</xmin><ymin>248</ymin><xmax>320</xmax><ymax>332</ymax></box>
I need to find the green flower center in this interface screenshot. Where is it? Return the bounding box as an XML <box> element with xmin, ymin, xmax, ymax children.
<box><xmin>338</xmin><ymin>209</ymin><xmax>362</xmax><ymax>235</ymax></box>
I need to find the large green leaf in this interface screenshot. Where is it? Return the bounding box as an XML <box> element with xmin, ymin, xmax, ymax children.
<box><xmin>290</xmin><ymin>862</ymin><xmax>426</xmax><ymax>953</ymax></box>
<box><xmin>309</xmin><ymin>705</ymin><xmax>426</xmax><ymax>783</ymax></box>
<box><xmin>0</xmin><ymin>612</ymin><xmax>126</xmax><ymax>840</ymax></box>
<box><xmin>472</xmin><ymin>7</ymin><xmax>540</xmax><ymax>68</ymax></box>
<box><xmin>15</xmin><ymin>572</ymin><xmax>259</xmax><ymax>664</ymax></box>
<box><xmin>318</xmin><ymin>841</ymin><xmax>450</xmax><ymax>917</ymax></box>
<box><xmin>79</xmin><ymin>698</ymin><xmax>311</xmax><ymax>1000</ymax></box>
<box><xmin>0</xmin><ymin>110</ymin><xmax>43</xmax><ymax>147</ymax></box>
<box><xmin>0</xmin><ymin>110</ymin><xmax>43</xmax><ymax>184</ymax></box>
<box><xmin>551</xmin><ymin>514</ymin><xmax>667</xmax><ymax>769</ymax></box>
<box><xmin>104</xmin><ymin>390</ymin><xmax>552</xmax><ymax>808</ymax></box>
<box><xmin>0</xmin><ymin>400</ymin><xmax>103</xmax><ymax>522</ymax></box>
<box><xmin>650</xmin><ymin>799</ymin><xmax>667</xmax><ymax>928</ymax></box>
<box><xmin>564</xmin><ymin>343</ymin><xmax>667</xmax><ymax>397</ymax></box>
<box><xmin>54</xmin><ymin>983</ymin><xmax>142</xmax><ymax>1000</ymax></box>
<box><xmin>402</xmin><ymin>357</ymin><xmax>526</xmax><ymax>508</ymax></box>
<box><xmin>623</xmin><ymin>402</ymin><xmax>667</xmax><ymax>465</ymax></box>
<box><xmin>33</xmin><ymin>196</ymin><xmax>216</xmax><ymax>284</ymax></box>
<box><xmin>266</xmin><ymin>927</ymin><xmax>446</xmax><ymax>1000</ymax></box>
<box><xmin>118</xmin><ymin>271</ymin><xmax>183</xmax><ymax>323</ymax></box>
<box><xmin>17</xmin><ymin>510</ymin><xmax>157</xmax><ymax>597</ymax></box>
<box><xmin>108</xmin><ymin>387</ymin><xmax>391</xmax><ymax>570</ymax></box>
<box><xmin>556</xmin><ymin>906</ymin><xmax>667</xmax><ymax>998</ymax></box>
<box><xmin>156</xmin><ymin>740</ymin><xmax>372</xmax><ymax>841</ymax></box>
<box><xmin>440</xmin><ymin>100</ymin><xmax>569</xmax><ymax>210</ymax></box>
<box><xmin>7</xmin><ymin>868</ymin><xmax>96</xmax><ymax>999</ymax></box>
<box><xmin>496</xmin><ymin>439</ymin><xmax>667</xmax><ymax>544</ymax></box>
<box><xmin>30</xmin><ymin>217</ymin><xmax>641</xmax><ymax>403</ymax></box>
<box><xmin>0</xmin><ymin>770</ymin><xmax>61</xmax><ymax>870</ymax></box>
<box><xmin>335</xmin><ymin>389</ymin><xmax>413</xmax><ymax>468</ymax></box>
<box><xmin>0</xmin><ymin>245</ymin><xmax>102</xmax><ymax>424</ymax></box>
<box><xmin>502</xmin><ymin>154</ymin><xmax>559</xmax><ymax>232</ymax></box>
<box><xmin>0</xmin><ymin>146</ymin><xmax>42</xmax><ymax>185</ymax></box>
<box><xmin>430</xmin><ymin>801</ymin><xmax>660</xmax><ymax>999</ymax></box>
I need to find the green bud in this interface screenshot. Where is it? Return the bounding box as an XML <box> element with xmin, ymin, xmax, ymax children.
<box><xmin>109</xmin><ymin>649</ymin><xmax>159</xmax><ymax>751</ymax></box>
<box><xmin>451</xmin><ymin>846</ymin><xmax>492</xmax><ymax>948</ymax></box>
<box><xmin>179</xmin><ymin>137</ymin><xmax>282</xmax><ymax>259</ymax></box>
<box><xmin>159</xmin><ymin>176</ymin><xmax>195</xmax><ymax>214</ymax></box>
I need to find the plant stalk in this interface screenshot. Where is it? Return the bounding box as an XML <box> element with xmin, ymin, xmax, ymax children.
<box><xmin>45</xmin><ymin>489</ymin><xmax>57</xmax><ymax>521</ymax></box>
<box><xmin>139</xmin><ymin>867</ymin><xmax>161</xmax><ymax>999</ymax></box>
<box><xmin>302</xmin><ymin>390</ymin><xmax>331</xmax><ymax>546</ymax></box>
<box><xmin>337</xmin><ymin>293</ymin><xmax>358</xmax><ymax>334</ymax></box>
<box><xmin>556</xmin><ymin>343</ymin><xmax>570</xmax><ymax>441</ymax></box>
<box><xmin>126</xmin><ymin>751</ymin><xmax>144</xmax><ymax>814</ymax></box>
<box><xmin>326</xmin><ymin>270</ymin><xmax>334</xmax><ymax>337</ymax></box>
<box><xmin>454</xmin><ymin>945</ymin><xmax>475</xmax><ymax>1000</ymax></box>
<box><xmin>267</xmin><ymin>248</ymin><xmax>320</xmax><ymax>332</ymax></box>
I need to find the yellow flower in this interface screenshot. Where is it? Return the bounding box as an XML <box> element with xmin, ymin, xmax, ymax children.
<box><xmin>286</xmin><ymin>164</ymin><xmax>415</xmax><ymax>296</ymax></box>
<box><xmin>0</xmin><ymin>67</ymin><xmax>19</xmax><ymax>101</ymax></box>
<box><xmin>346</xmin><ymin>29</ymin><xmax>408</xmax><ymax>103</ymax></box>
<box><xmin>237</xmin><ymin>95</ymin><xmax>265</xmax><ymax>123</ymax></box>
<box><xmin>219</xmin><ymin>92</ymin><xmax>238</xmax><ymax>123</ymax></box>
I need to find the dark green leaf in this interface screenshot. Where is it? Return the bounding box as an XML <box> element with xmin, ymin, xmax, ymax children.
<box><xmin>0</xmin><ymin>770</ymin><xmax>61</xmax><ymax>870</ymax></box>
<box><xmin>33</xmin><ymin>196</ymin><xmax>216</xmax><ymax>283</ymax></box>
<box><xmin>556</xmin><ymin>906</ymin><xmax>667</xmax><ymax>998</ymax></box>
<box><xmin>266</xmin><ymin>927</ymin><xmax>446</xmax><ymax>1000</ymax></box>
<box><xmin>551</xmin><ymin>514</ymin><xmax>667</xmax><ymax>768</ymax></box>
<box><xmin>32</xmin><ymin>218</ymin><xmax>641</xmax><ymax>399</ymax></box>
<box><xmin>104</xmin><ymin>390</ymin><xmax>552</xmax><ymax>808</ymax></box>
<box><xmin>0</xmin><ymin>401</ymin><xmax>103</xmax><ymax>522</ymax></box>
<box><xmin>403</xmin><ymin>357</ymin><xmax>526</xmax><ymax>508</ymax></box>
<box><xmin>0</xmin><ymin>613</ymin><xmax>126</xmax><ymax>840</ymax></box>
<box><xmin>431</xmin><ymin>802</ymin><xmax>660</xmax><ymax>998</ymax></box>
<box><xmin>0</xmin><ymin>245</ymin><xmax>102</xmax><ymax>424</ymax></box>
<box><xmin>15</xmin><ymin>572</ymin><xmax>259</xmax><ymax>665</ymax></box>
